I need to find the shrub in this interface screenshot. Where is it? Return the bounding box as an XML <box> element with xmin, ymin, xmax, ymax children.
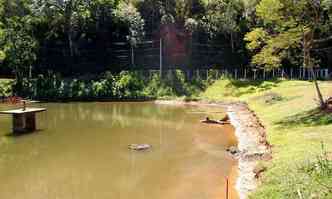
<box><xmin>115</xmin><ymin>71</ymin><xmax>145</xmax><ymax>98</ymax></box>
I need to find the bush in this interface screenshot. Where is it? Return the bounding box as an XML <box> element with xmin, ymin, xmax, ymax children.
<box><xmin>115</xmin><ymin>71</ymin><xmax>145</xmax><ymax>98</ymax></box>
<box><xmin>0</xmin><ymin>79</ymin><xmax>13</xmax><ymax>97</ymax></box>
<box><xmin>14</xmin><ymin>70</ymin><xmax>208</xmax><ymax>101</ymax></box>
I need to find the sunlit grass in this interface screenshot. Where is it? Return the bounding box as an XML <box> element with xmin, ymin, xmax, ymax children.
<box><xmin>202</xmin><ymin>79</ymin><xmax>332</xmax><ymax>198</ymax></box>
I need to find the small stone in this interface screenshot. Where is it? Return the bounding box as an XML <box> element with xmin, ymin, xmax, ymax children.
<box><xmin>253</xmin><ymin>165</ymin><xmax>267</xmax><ymax>179</ymax></box>
<box><xmin>128</xmin><ymin>144</ymin><xmax>151</xmax><ymax>151</ymax></box>
<box><xmin>227</xmin><ymin>146</ymin><xmax>240</xmax><ymax>155</ymax></box>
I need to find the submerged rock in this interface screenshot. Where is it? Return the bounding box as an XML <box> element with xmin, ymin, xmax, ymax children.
<box><xmin>128</xmin><ymin>144</ymin><xmax>151</xmax><ymax>151</ymax></box>
<box><xmin>226</xmin><ymin>146</ymin><xmax>240</xmax><ymax>155</ymax></box>
<box><xmin>201</xmin><ymin>117</ymin><xmax>231</xmax><ymax>125</ymax></box>
<box><xmin>220</xmin><ymin>114</ymin><xmax>230</xmax><ymax>122</ymax></box>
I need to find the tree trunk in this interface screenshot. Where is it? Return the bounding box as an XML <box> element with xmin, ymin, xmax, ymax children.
<box><xmin>303</xmin><ymin>29</ymin><xmax>313</xmax><ymax>68</ymax></box>
<box><xmin>304</xmin><ymin>28</ymin><xmax>326</xmax><ymax>109</ymax></box>
<box><xmin>312</xmin><ymin>69</ymin><xmax>326</xmax><ymax>109</ymax></box>
<box><xmin>230</xmin><ymin>32</ymin><xmax>234</xmax><ymax>53</ymax></box>
<box><xmin>64</xmin><ymin>0</ymin><xmax>74</xmax><ymax>57</ymax></box>
<box><xmin>68</xmin><ymin>30</ymin><xmax>74</xmax><ymax>57</ymax></box>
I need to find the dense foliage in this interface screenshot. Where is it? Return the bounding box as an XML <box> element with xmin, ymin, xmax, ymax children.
<box><xmin>16</xmin><ymin>70</ymin><xmax>208</xmax><ymax>100</ymax></box>
<box><xmin>0</xmin><ymin>0</ymin><xmax>331</xmax><ymax>94</ymax></box>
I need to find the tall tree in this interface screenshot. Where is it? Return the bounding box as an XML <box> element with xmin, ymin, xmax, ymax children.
<box><xmin>0</xmin><ymin>0</ymin><xmax>38</xmax><ymax>90</ymax></box>
<box><xmin>34</xmin><ymin>0</ymin><xmax>89</xmax><ymax>56</ymax></box>
<box><xmin>245</xmin><ymin>0</ymin><xmax>332</xmax><ymax>108</ymax></box>
<box><xmin>201</xmin><ymin>0</ymin><xmax>245</xmax><ymax>52</ymax></box>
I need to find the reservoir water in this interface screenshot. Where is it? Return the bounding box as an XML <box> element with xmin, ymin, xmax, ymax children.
<box><xmin>0</xmin><ymin>102</ymin><xmax>238</xmax><ymax>199</ymax></box>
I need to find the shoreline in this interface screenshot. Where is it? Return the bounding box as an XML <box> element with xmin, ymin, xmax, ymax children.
<box><xmin>155</xmin><ymin>100</ymin><xmax>272</xmax><ymax>199</ymax></box>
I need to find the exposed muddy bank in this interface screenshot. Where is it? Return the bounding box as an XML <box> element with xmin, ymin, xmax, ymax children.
<box><xmin>155</xmin><ymin>100</ymin><xmax>272</xmax><ymax>199</ymax></box>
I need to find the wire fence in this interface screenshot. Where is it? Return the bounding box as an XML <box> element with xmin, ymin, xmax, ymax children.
<box><xmin>131</xmin><ymin>68</ymin><xmax>330</xmax><ymax>81</ymax></box>
<box><xmin>37</xmin><ymin>39</ymin><xmax>331</xmax><ymax>80</ymax></box>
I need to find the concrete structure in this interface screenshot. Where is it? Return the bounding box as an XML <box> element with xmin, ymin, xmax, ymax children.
<box><xmin>0</xmin><ymin>108</ymin><xmax>46</xmax><ymax>133</ymax></box>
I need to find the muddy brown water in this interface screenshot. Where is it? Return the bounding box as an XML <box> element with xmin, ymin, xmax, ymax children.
<box><xmin>0</xmin><ymin>102</ymin><xmax>238</xmax><ymax>199</ymax></box>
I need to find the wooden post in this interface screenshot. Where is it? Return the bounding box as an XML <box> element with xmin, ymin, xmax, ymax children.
<box><xmin>235</xmin><ymin>69</ymin><xmax>238</xmax><ymax>80</ymax></box>
<box><xmin>244</xmin><ymin>68</ymin><xmax>247</xmax><ymax>79</ymax></box>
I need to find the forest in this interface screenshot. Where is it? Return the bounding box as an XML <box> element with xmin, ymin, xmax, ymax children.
<box><xmin>0</xmin><ymin>0</ymin><xmax>331</xmax><ymax>99</ymax></box>
<box><xmin>0</xmin><ymin>0</ymin><xmax>331</xmax><ymax>74</ymax></box>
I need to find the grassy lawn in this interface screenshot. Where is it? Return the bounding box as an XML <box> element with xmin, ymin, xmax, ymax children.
<box><xmin>201</xmin><ymin>79</ymin><xmax>332</xmax><ymax>198</ymax></box>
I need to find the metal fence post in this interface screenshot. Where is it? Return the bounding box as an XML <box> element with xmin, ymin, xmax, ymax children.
<box><xmin>131</xmin><ymin>44</ymin><xmax>135</xmax><ymax>67</ymax></box>
<box><xmin>159</xmin><ymin>38</ymin><xmax>163</xmax><ymax>78</ymax></box>
<box><xmin>290</xmin><ymin>68</ymin><xmax>293</xmax><ymax>79</ymax></box>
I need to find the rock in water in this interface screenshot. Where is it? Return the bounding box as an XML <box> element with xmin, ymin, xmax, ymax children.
<box><xmin>226</xmin><ymin>146</ymin><xmax>240</xmax><ymax>155</ymax></box>
<box><xmin>220</xmin><ymin>114</ymin><xmax>230</xmax><ymax>122</ymax></box>
<box><xmin>128</xmin><ymin>144</ymin><xmax>151</xmax><ymax>151</ymax></box>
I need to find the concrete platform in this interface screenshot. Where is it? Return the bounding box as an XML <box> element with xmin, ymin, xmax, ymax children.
<box><xmin>0</xmin><ymin>108</ymin><xmax>46</xmax><ymax>133</ymax></box>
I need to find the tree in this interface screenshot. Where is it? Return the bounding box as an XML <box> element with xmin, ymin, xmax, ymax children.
<box><xmin>201</xmin><ymin>0</ymin><xmax>245</xmax><ymax>51</ymax></box>
<box><xmin>0</xmin><ymin>2</ymin><xmax>5</xmax><ymax>62</ymax></box>
<box><xmin>33</xmin><ymin>0</ymin><xmax>91</xmax><ymax>57</ymax></box>
<box><xmin>114</xmin><ymin>1</ymin><xmax>145</xmax><ymax>45</ymax></box>
<box><xmin>245</xmin><ymin>0</ymin><xmax>332</xmax><ymax>109</ymax></box>
<box><xmin>3</xmin><ymin>17</ymin><xmax>37</xmax><ymax>82</ymax></box>
<box><xmin>0</xmin><ymin>0</ymin><xmax>38</xmax><ymax>83</ymax></box>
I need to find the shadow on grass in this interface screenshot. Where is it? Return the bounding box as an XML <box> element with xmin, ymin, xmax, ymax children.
<box><xmin>225</xmin><ymin>79</ymin><xmax>282</xmax><ymax>97</ymax></box>
<box><xmin>275</xmin><ymin>108</ymin><xmax>332</xmax><ymax>128</ymax></box>
<box><xmin>228</xmin><ymin>78</ymin><xmax>282</xmax><ymax>88</ymax></box>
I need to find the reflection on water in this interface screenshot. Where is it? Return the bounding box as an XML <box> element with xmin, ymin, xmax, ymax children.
<box><xmin>0</xmin><ymin>102</ymin><xmax>238</xmax><ymax>199</ymax></box>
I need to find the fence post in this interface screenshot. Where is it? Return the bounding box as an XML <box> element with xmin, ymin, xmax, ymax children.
<box><xmin>235</xmin><ymin>69</ymin><xmax>238</xmax><ymax>80</ymax></box>
<box><xmin>131</xmin><ymin>44</ymin><xmax>135</xmax><ymax>67</ymax></box>
<box><xmin>159</xmin><ymin>38</ymin><xmax>163</xmax><ymax>78</ymax></box>
<box><xmin>290</xmin><ymin>68</ymin><xmax>293</xmax><ymax>79</ymax></box>
<box><xmin>244</xmin><ymin>68</ymin><xmax>247</xmax><ymax>80</ymax></box>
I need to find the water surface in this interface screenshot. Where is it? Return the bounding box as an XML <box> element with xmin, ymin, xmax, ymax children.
<box><xmin>0</xmin><ymin>102</ymin><xmax>238</xmax><ymax>199</ymax></box>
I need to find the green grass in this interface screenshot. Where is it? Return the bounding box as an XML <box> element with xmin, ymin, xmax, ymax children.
<box><xmin>201</xmin><ymin>79</ymin><xmax>332</xmax><ymax>198</ymax></box>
